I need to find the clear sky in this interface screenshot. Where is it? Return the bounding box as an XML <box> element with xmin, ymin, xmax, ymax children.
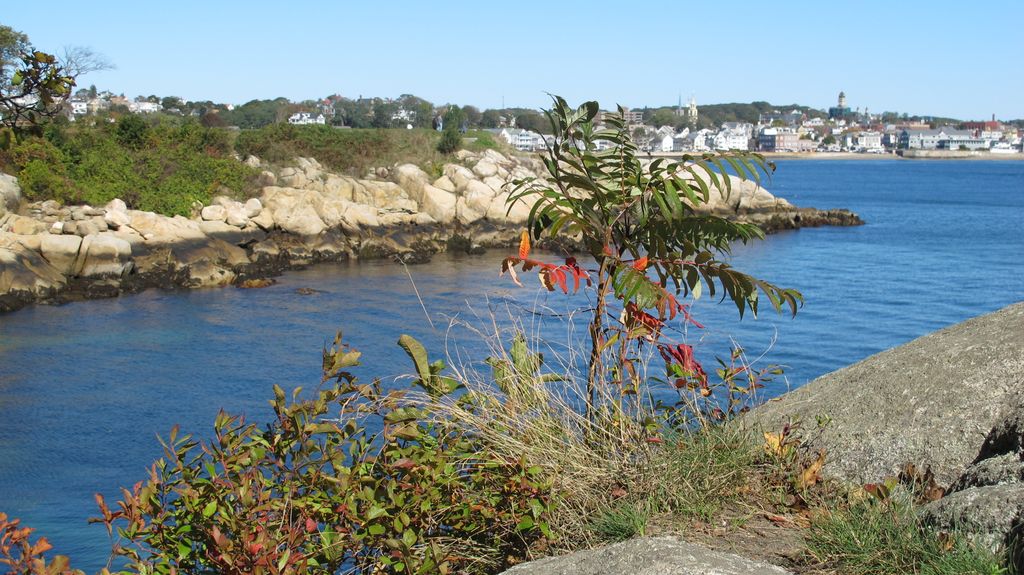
<box><xmin>6</xmin><ymin>0</ymin><xmax>1023</xmax><ymax>120</ymax></box>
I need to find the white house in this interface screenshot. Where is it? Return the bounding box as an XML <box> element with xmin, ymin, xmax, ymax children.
<box><xmin>128</xmin><ymin>101</ymin><xmax>161</xmax><ymax>114</ymax></box>
<box><xmin>714</xmin><ymin>123</ymin><xmax>753</xmax><ymax>151</ymax></box>
<box><xmin>288</xmin><ymin>112</ymin><xmax>326</xmax><ymax>125</ymax></box>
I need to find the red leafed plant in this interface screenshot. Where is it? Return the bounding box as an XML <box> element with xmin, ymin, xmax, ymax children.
<box><xmin>501</xmin><ymin>97</ymin><xmax>801</xmax><ymax>423</ymax></box>
<box><xmin>0</xmin><ymin>512</ymin><xmax>84</xmax><ymax>575</ymax></box>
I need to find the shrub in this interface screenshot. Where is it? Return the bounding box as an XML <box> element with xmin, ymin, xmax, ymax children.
<box><xmin>436</xmin><ymin>129</ymin><xmax>461</xmax><ymax>155</ymax></box>
<box><xmin>96</xmin><ymin>333</ymin><xmax>553</xmax><ymax>575</ymax></box>
<box><xmin>502</xmin><ymin>97</ymin><xmax>800</xmax><ymax>424</ymax></box>
<box><xmin>3</xmin><ymin>121</ymin><xmax>259</xmax><ymax>215</ymax></box>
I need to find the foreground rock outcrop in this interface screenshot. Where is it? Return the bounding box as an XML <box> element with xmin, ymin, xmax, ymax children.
<box><xmin>499</xmin><ymin>537</ymin><xmax>792</xmax><ymax>575</ymax></box>
<box><xmin>747</xmin><ymin>302</ymin><xmax>1024</xmax><ymax>486</ymax></box>
<box><xmin>0</xmin><ymin>149</ymin><xmax>861</xmax><ymax>312</ymax></box>
<box><xmin>748</xmin><ymin>301</ymin><xmax>1024</xmax><ymax>556</ymax></box>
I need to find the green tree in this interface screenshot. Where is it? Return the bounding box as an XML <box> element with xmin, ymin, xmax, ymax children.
<box><xmin>481</xmin><ymin>108</ymin><xmax>503</xmax><ymax>128</ymax></box>
<box><xmin>437</xmin><ymin>106</ymin><xmax>464</xmax><ymax>153</ymax></box>
<box><xmin>822</xmin><ymin>134</ymin><xmax>836</xmax><ymax>146</ymax></box>
<box><xmin>160</xmin><ymin>95</ymin><xmax>182</xmax><ymax>111</ymax></box>
<box><xmin>461</xmin><ymin>104</ymin><xmax>482</xmax><ymax>127</ymax></box>
<box><xmin>514</xmin><ymin>110</ymin><xmax>547</xmax><ymax>133</ymax></box>
<box><xmin>371</xmin><ymin>99</ymin><xmax>398</xmax><ymax>128</ymax></box>
<box><xmin>506</xmin><ymin>97</ymin><xmax>800</xmax><ymax>420</ymax></box>
<box><xmin>646</xmin><ymin>108</ymin><xmax>677</xmax><ymax>128</ymax></box>
<box><xmin>116</xmin><ymin>113</ymin><xmax>148</xmax><ymax>148</ymax></box>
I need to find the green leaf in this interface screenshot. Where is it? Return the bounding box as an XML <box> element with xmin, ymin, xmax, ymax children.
<box><xmin>202</xmin><ymin>500</ymin><xmax>217</xmax><ymax>518</ymax></box>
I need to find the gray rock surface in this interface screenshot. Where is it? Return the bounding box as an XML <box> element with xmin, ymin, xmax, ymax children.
<box><xmin>950</xmin><ymin>454</ymin><xmax>1024</xmax><ymax>492</ymax></box>
<box><xmin>920</xmin><ymin>483</ymin><xmax>1024</xmax><ymax>549</ymax></box>
<box><xmin>747</xmin><ymin>302</ymin><xmax>1024</xmax><ymax>486</ymax></box>
<box><xmin>499</xmin><ymin>537</ymin><xmax>791</xmax><ymax>575</ymax></box>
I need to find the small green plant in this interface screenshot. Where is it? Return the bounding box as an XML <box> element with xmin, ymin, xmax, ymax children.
<box><xmin>588</xmin><ymin>500</ymin><xmax>651</xmax><ymax>542</ymax></box>
<box><xmin>806</xmin><ymin>495</ymin><xmax>1005</xmax><ymax>575</ymax></box>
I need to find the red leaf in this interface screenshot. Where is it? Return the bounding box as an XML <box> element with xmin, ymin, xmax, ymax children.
<box><xmin>519</xmin><ymin>230</ymin><xmax>531</xmax><ymax>260</ymax></box>
<box><xmin>659</xmin><ymin>343</ymin><xmax>707</xmax><ymax>387</ymax></box>
<box><xmin>633</xmin><ymin>256</ymin><xmax>648</xmax><ymax>271</ymax></box>
<box><xmin>501</xmin><ymin>257</ymin><xmax>523</xmax><ymax>287</ymax></box>
<box><xmin>305</xmin><ymin>517</ymin><xmax>317</xmax><ymax>533</ymax></box>
<box><xmin>392</xmin><ymin>458</ymin><xmax>416</xmax><ymax>470</ymax></box>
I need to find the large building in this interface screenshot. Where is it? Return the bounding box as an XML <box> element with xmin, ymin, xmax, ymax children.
<box><xmin>828</xmin><ymin>91</ymin><xmax>853</xmax><ymax>120</ymax></box>
<box><xmin>898</xmin><ymin>127</ymin><xmax>987</xmax><ymax>150</ymax></box>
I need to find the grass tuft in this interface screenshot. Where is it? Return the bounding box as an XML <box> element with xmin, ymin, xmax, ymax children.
<box><xmin>805</xmin><ymin>494</ymin><xmax>1005</xmax><ymax>575</ymax></box>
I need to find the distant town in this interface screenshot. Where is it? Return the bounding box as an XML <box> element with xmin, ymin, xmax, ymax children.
<box><xmin>63</xmin><ymin>88</ymin><xmax>1023</xmax><ymax>156</ymax></box>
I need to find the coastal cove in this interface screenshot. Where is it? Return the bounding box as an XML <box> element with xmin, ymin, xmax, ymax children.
<box><xmin>1</xmin><ymin>159</ymin><xmax>1023</xmax><ymax>570</ymax></box>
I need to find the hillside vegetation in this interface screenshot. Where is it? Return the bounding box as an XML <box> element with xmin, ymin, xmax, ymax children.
<box><xmin>0</xmin><ymin>117</ymin><xmax>507</xmax><ymax>216</ymax></box>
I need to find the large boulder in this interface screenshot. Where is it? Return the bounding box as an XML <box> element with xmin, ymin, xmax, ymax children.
<box><xmin>747</xmin><ymin>302</ymin><xmax>1024</xmax><ymax>486</ymax></box>
<box><xmin>128</xmin><ymin>211</ymin><xmax>206</xmax><ymax>243</ymax></box>
<box><xmin>919</xmin><ymin>393</ymin><xmax>1024</xmax><ymax>555</ymax></box>
<box><xmin>2</xmin><ymin>214</ymin><xmax>47</xmax><ymax>235</ymax></box>
<box><xmin>499</xmin><ymin>537</ymin><xmax>791</xmax><ymax>575</ymax></box>
<box><xmin>261</xmin><ymin>187</ymin><xmax>327</xmax><ymax>237</ymax></box>
<box><xmin>920</xmin><ymin>484</ymin><xmax>1024</xmax><ymax>550</ymax></box>
<box><xmin>39</xmin><ymin>233</ymin><xmax>83</xmax><ymax>276</ymax></box>
<box><xmin>688</xmin><ymin>173</ymin><xmax>792</xmax><ymax>213</ymax></box>
<box><xmin>420</xmin><ymin>185</ymin><xmax>457</xmax><ymax>224</ymax></box>
<box><xmin>443</xmin><ymin>164</ymin><xmax>476</xmax><ymax>192</ymax></box>
<box><xmin>172</xmin><ymin>238</ymin><xmax>250</xmax><ymax>288</ymax></box>
<box><xmin>393</xmin><ymin>164</ymin><xmax>431</xmax><ymax>204</ymax></box>
<box><xmin>103</xmin><ymin>199</ymin><xmax>131</xmax><ymax>230</ymax></box>
<box><xmin>353</xmin><ymin>180</ymin><xmax>417</xmax><ymax>213</ymax></box>
<box><xmin>0</xmin><ymin>236</ymin><xmax>66</xmax><ymax>308</ymax></box>
<box><xmin>73</xmin><ymin>233</ymin><xmax>133</xmax><ymax>278</ymax></box>
<box><xmin>201</xmin><ymin>204</ymin><xmax>227</xmax><ymax>222</ymax></box>
<box><xmin>463</xmin><ymin>180</ymin><xmax>497</xmax><ymax>214</ymax></box>
<box><xmin>0</xmin><ymin>172</ymin><xmax>20</xmax><ymax>216</ymax></box>
<box><xmin>472</xmin><ymin>158</ymin><xmax>499</xmax><ymax>178</ymax></box>
<box><xmin>321</xmin><ymin>175</ymin><xmax>355</xmax><ymax>202</ymax></box>
<box><xmin>486</xmin><ymin>191</ymin><xmax>533</xmax><ymax>224</ymax></box>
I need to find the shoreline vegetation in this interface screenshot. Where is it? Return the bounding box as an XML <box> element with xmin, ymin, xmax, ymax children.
<box><xmin>2</xmin><ymin>99</ymin><xmax>1016</xmax><ymax>575</ymax></box>
<box><xmin>0</xmin><ymin>119</ymin><xmax>863</xmax><ymax>315</ymax></box>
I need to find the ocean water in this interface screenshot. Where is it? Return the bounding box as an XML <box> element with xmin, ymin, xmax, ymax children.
<box><xmin>0</xmin><ymin>159</ymin><xmax>1022</xmax><ymax>569</ymax></box>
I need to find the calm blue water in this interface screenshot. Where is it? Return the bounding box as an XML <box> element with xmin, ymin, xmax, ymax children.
<box><xmin>1</xmin><ymin>160</ymin><xmax>1022</xmax><ymax>570</ymax></box>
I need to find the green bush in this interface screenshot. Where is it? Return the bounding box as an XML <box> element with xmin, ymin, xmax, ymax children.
<box><xmin>96</xmin><ymin>333</ymin><xmax>553</xmax><ymax>575</ymax></box>
<box><xmin>235</xmin><ymin>124</ymin><xmax>446</xmax><ymax>176</ymax></box>
<box><xmin>436</xmin><ymin>129</ymin><xmax>461</xmax><ymax>155</ymax></box>
<box><xmin>3</xmin><ymin>118</ymin><xmax>259</xmax><ymax>215</ymax></box>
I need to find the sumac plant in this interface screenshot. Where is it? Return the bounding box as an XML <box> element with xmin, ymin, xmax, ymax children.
<box><xmin>94</xmin><ymin>333</ymin><xmax>553</xmax><ymax>575</ymax></box>
<box><xmin>502</xmin><ymin>96</ymin><xmax>801</xmax><ymax>422</ymax></box>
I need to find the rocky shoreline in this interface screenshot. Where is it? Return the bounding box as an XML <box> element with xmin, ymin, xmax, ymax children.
<box><xmin>0</xmin><ymin>149</ymin><xmax>863</xmax><ymax>313</ymax></box>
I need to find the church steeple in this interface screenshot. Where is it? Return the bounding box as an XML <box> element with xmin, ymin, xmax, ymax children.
<box><xmin>688</xmin><ymin>95</ymin><xmax>698</xmax><ymax>126</ymax></box>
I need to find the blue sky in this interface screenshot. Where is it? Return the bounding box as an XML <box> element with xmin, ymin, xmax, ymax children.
<box><xmin>6</xmin><ymin>0</ymin><xmax>1023</xmax><ymax>120</ymax></box>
